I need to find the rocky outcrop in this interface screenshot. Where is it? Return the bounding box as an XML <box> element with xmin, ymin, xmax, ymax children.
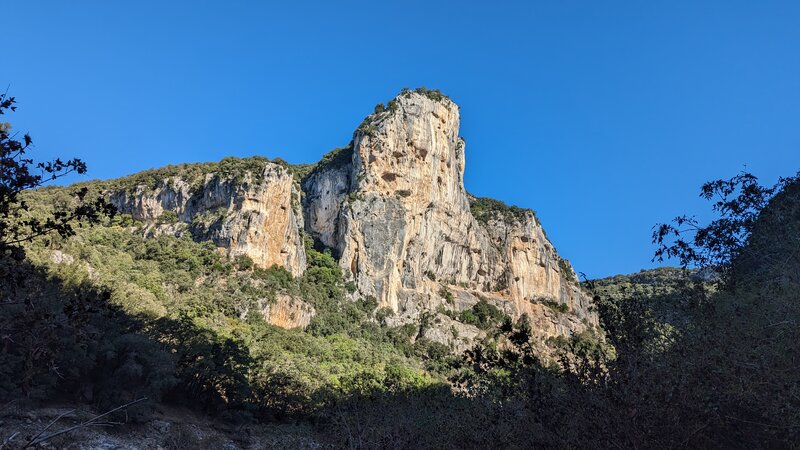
<box><xmin>260</xmin><ymin>294</ymin><xmax>315</xmax><ymax>329</ymax></box>
<box><xmin>109</xmin><ymin>161</ymin><xmax>307</xmax><ymax>276</ymax></box>
<box><xmin>303</xmin><ymin>89</ymin><xmax>598</xmax><ymax>343</ymax></box>
<box><xmin>100</xmin><ymin>89</ymin><xmax>597</xmax><ymax>344</ymax></box>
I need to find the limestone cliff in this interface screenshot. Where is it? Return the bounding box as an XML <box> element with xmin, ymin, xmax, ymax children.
<box><xmin>259</xmin><ymin>294</ymin><xmax>315</xmax><ymax>329</ymax></box>
<box><xmin>96</xmin><ymin>89</ymin><xmax>597</xmax><ymax>345</ymax></box>
<box><xmin>303</xmin><ymin>89</ymin><xmax>597</xmax><ymax>346</ymax></box>
<box><xmin>108</xmin><ymin>159</ymin><xmax>307</xmax><ymax>276</ymax></box>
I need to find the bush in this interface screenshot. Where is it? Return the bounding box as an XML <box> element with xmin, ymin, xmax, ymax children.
<box><xmin>468</xmin><ymin>196</ymin><xmax>532</xmax><ymax>225</ymax></box>
<box><xmin>541</xmin><ymin>299</ymin><xmax>570</xmax><ymax>314</ymax></box>
<box><xmin>438</xmin><ymin>286</ymin><xmax>454</xmax><ymax>304</ymax></box>
<box><xmin>234</xmin><ymin>254</ymin><xmax>255</xmax><ymax>271</ymax></box>
<box><xmin>458</xmin><ymin>298</ymin><xmax>506</xmax><ymax>330</ymax></box>
<box><xmin>157</xmin><ymin>210</ymin><xmax>180</xmax><ymax>225</ymax></box>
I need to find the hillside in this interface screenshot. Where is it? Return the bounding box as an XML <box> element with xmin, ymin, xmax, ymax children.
<box><xmin>2</xmin><ymin>89</ymin><xmax>798</xmax><ymax>448</ymax></box>
<box><xmin>0</xmin><ymin>88</ymin><xmax>607</xmax><ymax>448</ymax></box>
<box><xmin>48</xmin><ymin>87</ymin><xmax>597</xmax><ymax>352</ymax></box>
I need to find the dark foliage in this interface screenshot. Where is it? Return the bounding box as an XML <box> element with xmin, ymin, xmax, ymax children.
<box><xmin>653</xmin><ymin>171</ymin><xmax>798</xmax><ymax>284</ymax></box>
<box><xmin>0</xmin><ymin>94</ymin><xmax>114</xmax><ymax>259</ymax></box>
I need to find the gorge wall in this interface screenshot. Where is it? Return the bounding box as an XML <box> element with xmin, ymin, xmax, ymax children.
<box><xmin>109</xmin><ymin>163</ymin><xmax>307</xmax><ymax>276</ymax></box>
<box><xmin>303</xmin><ymin>90</ymin><xmax>596</xmax><ymax>347</ymax></box>
<box><xmin>104</xmin><ymin>89</ymin><xmax>597</xmax><ymax>348</ymax></box>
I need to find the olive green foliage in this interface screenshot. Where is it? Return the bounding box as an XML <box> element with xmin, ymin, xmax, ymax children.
<box><xmin>458</xmin><ymin>298</ymin><xmax>506</xmax><ymax>330</ymax></box>
<box><xmin>304</xmin><ymin>144</ymin><xmax>354</xmax><ymax>179</ymax></box>
<box><xmin>346</xmin><ymin>191</ymin><xmax>364</xmax><ymax>202</ymax></box>
<box><xmin>157</xmin><ymin>210</ymin><xmax>179</xmax><ymax>225</ymax></box>
<box><xmin>541</xmin><ymin>299</ymin><xmax>570</xmax><ymax>314</ymax></box>
<box><xmin>591</xmin><ymin>266</ymin><xmax>699</xmax><ymax>300</ymax></box>
<box><xmin>399</xmin><ymin>86</ymin><xmax>450</xmax><ymax>102</ymax></box>
<box><xmin>87</xmin><ymin>156</ymin><xmax>273</xmax><ymax>194</ymax></box>
<box><xmin>0</xmin><ymin>208</ymin><xmax>438</xmax><ymax>421</ymax></box>
<box><xmin>437</xmin><ymin>286</ymin><xmax>454</xmax><ymax>304</ymax></box>
<box><xmin>468</xmin><ymin>195</ymin><xmax>531</xmax><ymax>225</ymax></box>
<box><xmin>4</xmin><ymin>143</ymin><xmax>799</xmax><ymax>448</ymax></box>
<box><xmin>590</xmin><ymin>266</ymin><xmax>706</xmax><ymax>330</ymax></box>
<box><xmin>234</xmin><ymin>254</ymin><xmax>255</xmax><ymax>271</ymax></box>
<box><xmin>357</xmin><ymin>122</ymin><xmax>379</xmax><ymax>137</ymax></box>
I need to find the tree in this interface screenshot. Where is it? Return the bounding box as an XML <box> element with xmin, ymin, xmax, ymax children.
<box><xmin>0</xmin><ymin>93</ymin><xmax>114</xmax><ymax>259</ymax></box>
<box><xmin>652</xmin><ymin>171</ymin><xmax>797</xmax><ymax>284</ymax></box>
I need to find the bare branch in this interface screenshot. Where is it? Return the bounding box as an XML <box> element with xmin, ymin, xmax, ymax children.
<box><xmin>24</xmin><ymin>408</ymin><xmax>76</xmax><ymax>448</ymax></box>
<box><xmin>0</xmin><ymin>431</ymin><xmax>20</xmax><ymax>450</ymax></box>
<box><xmin>24</xmin><ymin>397</ymin><xmax>147</xmax><ymax>448</ymax></box>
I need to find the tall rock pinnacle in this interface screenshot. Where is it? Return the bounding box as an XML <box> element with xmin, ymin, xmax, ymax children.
<box><xmin>304</xmin><ymin>89</ymin><xmax>597</xmax><ymax>347</ymax></box>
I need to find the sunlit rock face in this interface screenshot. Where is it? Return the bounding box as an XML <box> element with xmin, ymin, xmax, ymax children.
<box><xmin>303</xmin><ymin>90</ymin><xmax>598</xmax><ymax>343</ymax></box>
<box><xmin>109</xmin><ymin>162</ymin><xmax>307</xmax><ymax>277</ymax></box>
<box><xmin>260</xmin><ymin>294</ymin><xmax>315</xmax><ymax>329</ymax></box>
<box><xmin>104</xmin><ymin>89</ymin><xmax>597</xmax><ymax>341</ymax></box>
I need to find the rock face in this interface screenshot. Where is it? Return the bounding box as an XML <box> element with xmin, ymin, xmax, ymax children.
<box><xmin>102</xmin><ymin>89</ymin><xmax>597</xmax><ymax>343</ymax></box>
<box><xmin>303</xmin><ymin>90</ymin><xmax>597</xmax><ymax>343</ymax></box>
<box><xmin>109</xmin><ymin>162</ymin><xmax>307</xmax><ymax>276</ymax></box>
<box><xmin>260</xmin><ymin>294</ymin><xmax>315</xmax><ymax>329</ymax></box>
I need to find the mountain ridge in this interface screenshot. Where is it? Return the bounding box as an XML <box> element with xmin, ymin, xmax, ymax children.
<box><xmin>52</xmin><ymin>88</ymin><xmax>598</xmax><ymax>350</ymax></box>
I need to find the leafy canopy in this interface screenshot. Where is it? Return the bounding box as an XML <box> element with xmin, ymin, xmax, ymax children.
<box><xmin>0</xmin><ymin>93</ymin><xmax>114</xmax><ymax>258</ymax></box>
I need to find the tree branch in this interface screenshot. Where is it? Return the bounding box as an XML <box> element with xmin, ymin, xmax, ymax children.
<box><xmin>24</xmin><ymin>397</ymin><xmax>147</xmax><ymax>448</ymax></box>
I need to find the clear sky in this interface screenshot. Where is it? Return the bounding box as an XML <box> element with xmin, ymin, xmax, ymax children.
<box><xmin>4</xmin><ymin>1</ymin><xmax>799</xmax><ymax>278</ymax></box>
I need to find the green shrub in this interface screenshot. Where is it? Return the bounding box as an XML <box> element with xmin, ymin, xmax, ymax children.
<box><xmin>157</xmin><ymin>210</ymin><xmax>180</xmax><ymax>224</ymax></box>
<box><xmin>235</xmin><ymin>254</ymin><xmax>255</xmax><ymax>271</ymax></box>
<box><xmin>376</xmin><ymin>306</ymin><xmax>394</xmax><ymax>325</ymax></box>
<box><xmin>468</xmin><ymin>195</ymin><xmax>531</xmax><ymax>225</ymax></box>
<box><xmin>438</xmin><ymin>286</ymin><xmax>455</xmax><ymax>304</ymax></box>
<box><xmin>541</xmin><ymin>299</ymin><xmax>570</xmax><ymax>314</ymax></box>
<box><xmin>458</xmin><ymin>310</ymin><xmax>478</xmax><ymax>327</ymax></box>
<box><xmin>458</xmin><ymin>298</ymin><xmax>506</xmax><ymax>330</ymax></box>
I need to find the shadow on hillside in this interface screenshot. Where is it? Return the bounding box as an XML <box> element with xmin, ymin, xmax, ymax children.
<box><xmin>0</xmin><ymin>256</ymin><xmax>258</xmax><ymax>421</ymax></box>
<box><xmin>2</xmin><ymin>251</ymin><xmax>798</xmax><ymax>449</ymax></box>
<box><xmin>0</xmin><ymin>255</ymin><xmax>606</xmax><ymax>447</ymax></box>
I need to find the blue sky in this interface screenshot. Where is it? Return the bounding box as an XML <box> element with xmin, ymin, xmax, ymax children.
<box><xmin>4</xmin><ymin>1</ymin><xmax>799</xmax><ymax>278</ymax></box>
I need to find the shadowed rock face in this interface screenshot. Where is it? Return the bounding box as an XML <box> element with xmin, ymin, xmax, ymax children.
<box><xmin>303</xmin><ymin>91</ymin><xmax>598</xmax><ymax>345</ymax></box>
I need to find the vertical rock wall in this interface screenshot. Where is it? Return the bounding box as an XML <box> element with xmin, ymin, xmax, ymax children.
<box><xmin>303</xmin><ymin>90</ymin><xmax>598</xmax><ymax>343</ymax></box>
<box><xmin>110</xmin><ymin>162</ymin><xmax>307</xmax><ymax>276</ymax></box>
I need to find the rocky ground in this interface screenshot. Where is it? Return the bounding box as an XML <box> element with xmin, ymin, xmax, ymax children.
<box><xmin>0</xmin><ymin>402</ymin><xmax>319</xmax><ymax>450</ymax></box>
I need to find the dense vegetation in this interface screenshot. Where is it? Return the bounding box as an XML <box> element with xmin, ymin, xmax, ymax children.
<box><xmin>1</xmin><ymin>95</ymin><xmax>798</xmax><ymax>447</ymax></box>
<box><xmin>302</xmin><ymin>144</ymin><xmax>355</xmax><ymax>183</ymax></box>
<box><xmin>468</xmin><ymin>195</ymin><xmax>532</xmax><ymax>225</ymax></box>
<box><xmin>81</xmin><ymin>155</ymin><xmax>302</xmax><ymax>196</ymax></box>
<box><xmin>6</xmin><ymin>171</ymin><xmax>794</xmax><ymax>448</ymax></box>
<box><xmin>3</xmin><ymin>210</ymin><xmax>457</xmax><ymax>420</ymax></box>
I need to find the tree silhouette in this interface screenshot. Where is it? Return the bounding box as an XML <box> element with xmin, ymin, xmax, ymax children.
<box><xmin>652</xmin><ymin>171</ymin><xmax>797</xmax><ymax>283</ymax></box>
<box><xmin>0</xmin><ymin>93</ymin><xmax>114</xmax><ymax>259</ymax></box>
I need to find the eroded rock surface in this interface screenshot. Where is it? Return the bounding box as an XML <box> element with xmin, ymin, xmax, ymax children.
<box><xmin>260</xmin><ymin>294</ymin><xmax>315</xmax><ymax>329</ymax></box>
<box><xmin>109</xmin><ymin>162</ymin><xmax>306</xmax><ymax>276</ymax></box>
<box><xmin>303</xmin><ymin>90</ymin><xmax>598</xmax><ymax>343</ymax></box>
<box><xmin>99</xmin><ymin>90</ymin><xmax>597</xmax><ymax>343</ymax></box>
